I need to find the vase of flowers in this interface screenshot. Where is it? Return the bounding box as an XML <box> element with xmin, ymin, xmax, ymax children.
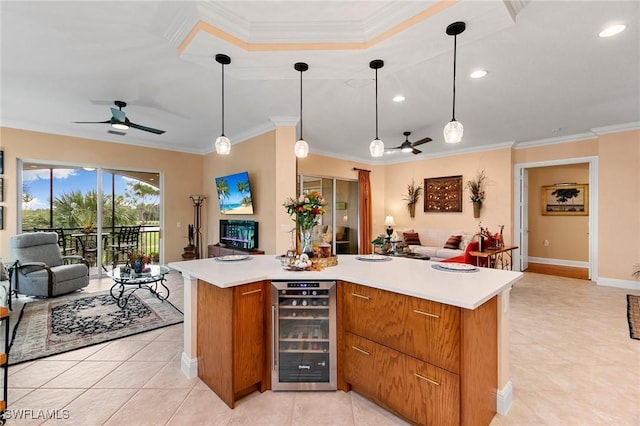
<box><xmin>466</xmin><ymin>170</ymin><xmax>486</xmax><ymax>218</ymax></box>
<box><xmin>283</xmin><ymin>191</ymin><xmax>326</xmax><ymax>257</ymax></box>
<box><xmin>402</xmin><ymin>179</ymin><xmax>423</xmax><ymax>218</ymax></box>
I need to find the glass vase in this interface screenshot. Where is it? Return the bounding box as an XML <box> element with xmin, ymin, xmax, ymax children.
<box><xmin>298</xmin><ymin>228</ymin><xmax>314</xmax><ymax>257</ymax></box>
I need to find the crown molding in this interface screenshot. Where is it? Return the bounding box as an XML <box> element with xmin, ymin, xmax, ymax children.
<box><xmin>513</xmin><ymin>132</ymin><xmax>597</xmax><ymax>150</ymax></box>
<box><xmin>382</xmin><ymin>141</ymin><xmax>516</xmax><ymax>165</ymax></box>
<box><xmin>591</xmin><ymin>121</ymin><xmax>640</xmax><ymax>136</ymax></box>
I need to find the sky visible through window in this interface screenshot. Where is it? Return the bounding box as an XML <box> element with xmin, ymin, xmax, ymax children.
<box><xmin>22</xmin><ymin>168</ymin><xmax>132</xmax><ymax>210</ymax></box>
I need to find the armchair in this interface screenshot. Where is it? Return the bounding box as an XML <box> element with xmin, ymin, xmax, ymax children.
<box><xmin>9</xmin><ymin>232</ymin><xmax>90</xmax><ymax>298</ymax></box>
<box><xmin>440</xmin><ymin>240</ymin><xmax>489</xmax><ymax>267</ymax></box>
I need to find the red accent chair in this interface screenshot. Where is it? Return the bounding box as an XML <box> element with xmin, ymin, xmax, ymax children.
<box><xmin>440</xmin><ymin>241</ymin><xmax>489</xmax><ymax>267</ymax></box>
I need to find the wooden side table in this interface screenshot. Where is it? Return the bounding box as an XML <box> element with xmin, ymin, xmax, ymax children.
<box><xmin>469</xmin><ymin>246</ymin><xmax>519</xmax><ymax>270</ymax></box>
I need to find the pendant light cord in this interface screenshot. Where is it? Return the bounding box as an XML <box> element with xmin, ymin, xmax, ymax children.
<box><xmin>375</xmin><ymin>67</ymin><xmax>379</xmax><ymax>139</ymax></box>
<box><xmin>299</xmin><ymin>69</ymin><xmax>303</xmax><ymax>140</ymax></box>
<box><xmin>451</xmin><ymin>34</ymin><xmax>457</xmax><ymax>121</ymax></box>
<box><xmin>221</xmin><ymin>62</ymin><xmax>225</xmax><ymax>136</ymax></box>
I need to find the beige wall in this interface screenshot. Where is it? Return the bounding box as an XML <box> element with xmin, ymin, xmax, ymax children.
<box><xmin>0</xmin><ymin>127</ymin><xmax>202</xmax><ymax>262</ymax></box>
<box><xmin>202</xmin><ymin>126</ymin><xmax>297</xmax><ymax>255</ymax></box>
<box><xmin>384</xmin><ymin>148</ymin><xmax>514</xmax><ymax>244</ymax></box>
<box><xmin>514</xmin><ymin>130</ymin><xmax>640</xmax><ymax>281</ymax></box>
<box><xmin>527</xmin><ymin>164</ymin><xmax>589</xmax><ymax>261</ymax></box>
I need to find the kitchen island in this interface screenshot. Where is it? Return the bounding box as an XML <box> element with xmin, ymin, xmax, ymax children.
<box><xmin>169</xmin><ymin>255</ymin><xmax>522</xmax><ymax>424</ymax></box>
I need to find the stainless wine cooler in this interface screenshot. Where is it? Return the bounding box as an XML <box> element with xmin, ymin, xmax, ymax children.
<box><xmin>271</xmin><ymin>281</ymin><xmax>337</xmax><ymax>391</ymax></box>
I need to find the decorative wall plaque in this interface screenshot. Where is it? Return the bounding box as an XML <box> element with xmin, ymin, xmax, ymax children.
<box><xmin>424</xmin><ymin>175</ymin><xmax>462</xmax><ymax>213</ymax></box>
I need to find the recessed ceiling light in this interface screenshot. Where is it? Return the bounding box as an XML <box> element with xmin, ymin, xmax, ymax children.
<box><xmin>599</xmin><ymin>24</ymin><xmax>626</xmax><ymax>38</ymax></box>
<box><xmin>392</xmin><ymin>95</ymin><xmax>405</xmax><ymax>103</ymax></box>
<box><xmin>470</xmin><ymin>69</ymin><xmax>487</xmax><ymax>79</ymax></box>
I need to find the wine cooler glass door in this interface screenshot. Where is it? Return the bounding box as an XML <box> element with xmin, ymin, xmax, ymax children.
<box><xmin>272</xmin><ymin>281</ymin><xmax>337</xmax><ymax>391</ymax></box>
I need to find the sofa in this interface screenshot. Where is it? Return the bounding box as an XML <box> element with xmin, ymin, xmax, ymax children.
<box><xmin>394</xmin><ymin>228</ymin><xmax>475</xmax><ymax>261</ymax></box>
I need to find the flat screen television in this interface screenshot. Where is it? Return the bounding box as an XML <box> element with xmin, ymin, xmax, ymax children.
<box><xmin>215</xmin><ymin>171</ymin><xmax>254</xmax><ymax>214</ymax></box>
<box><xmin>220</xmin><ymin>219</ymin><xmax>259</xmax><ymax>250</ymax></box>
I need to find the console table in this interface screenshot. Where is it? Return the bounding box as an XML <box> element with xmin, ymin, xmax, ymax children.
<box><xmin>469</xmin><ymin>246</ymin><xmax>518</xmax><ymax>270</ymax></box>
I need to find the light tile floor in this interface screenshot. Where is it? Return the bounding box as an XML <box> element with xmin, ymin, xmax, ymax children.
<box><xmin>4</xmin><ymin>271</ymin><xmax>639</xmax><ymax>425</ymax></box>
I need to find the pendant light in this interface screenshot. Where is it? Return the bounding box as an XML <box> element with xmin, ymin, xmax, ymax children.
<box><xmin>369</xmin><ymin>59</ymin><xmax>385</xmax><ymax>157</ymax></box>
<box><xmin>214</xmin><ymin>53</ymin><xmax>231</xmax><ymax>155</ymax></box>
<box><xmin>444</xmin><ymin>22</ymin><xmax>466</xmax><ymax>144</ymax></box>
<box><xmin>294</xmin><ymin>62</ymin><xmax>309</xmax><ymax>158</ymax></box>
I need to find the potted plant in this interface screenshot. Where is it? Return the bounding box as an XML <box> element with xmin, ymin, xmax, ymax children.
<box><xmin>402</xmin><ymin>180</ymin><xmax>423</xmax><ymax>218</ymax></box>
<box><xmin>466</xmin><ymin>170</ymin><xmax>486</xmax><ymax>218</ymax></box>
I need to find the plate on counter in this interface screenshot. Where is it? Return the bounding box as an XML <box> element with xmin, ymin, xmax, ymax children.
<box><xmin>432</xmin><ymin>262</ymin><xmax>479</xmax><ymax>272</ymax></box>
<box><xmin>215</xmin><ymin>255</ymin><xmax>250</xmax><ymax>262</ymax></box>
<box><xmin>355</xmin><ymin>254</ymin><xmax>392</xmax><ymax>262</ymax></box>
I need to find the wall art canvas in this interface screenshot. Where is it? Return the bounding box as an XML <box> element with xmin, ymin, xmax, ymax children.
<box><xmin>424</xmin><ymin>175</ymin><xmax>462</xmax><ymax>213</ymax></box>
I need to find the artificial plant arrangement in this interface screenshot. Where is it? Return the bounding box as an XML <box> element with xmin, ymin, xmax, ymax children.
<box><xmin>466</xmin><ymin>170</ymin><xmax>487</xmax><ymax>218</ymax></box>
<box><xmin>402</xmin><ymin>179</ymin><xmax>423</xmax><ymax>218</ymax></box>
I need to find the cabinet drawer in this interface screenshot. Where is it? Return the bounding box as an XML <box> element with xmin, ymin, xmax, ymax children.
<box><xmin>342</xmin><ymin>282</ymin><xmax>405</xmax><ymax>346</ymax></box>
<box><xmin>233</xmin><ymin>282</ymin><xmax>265</xmax><ymax>392</ymax></box>
<box><xmin>403</xmin><ymin>297</ymin><xmax>461</xmax><ymax>373</ymax></box>
<box><xmin>344</xmin><ymin>332</ymin><xmax>460</xmax><ymax>426</ymax></box>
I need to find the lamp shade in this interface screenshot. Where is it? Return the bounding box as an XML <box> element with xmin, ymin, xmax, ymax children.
<box><xmin>215</xmin><ymin>135</ymin><xmax>231</xmax><ymax>155</ymax></box>
<box><xmin>295</xmin><ymin>138</ymin><xmax>309</xmax><ymax>158</ymax></box>
<box><xmin>370</xmin><ymin>138</ymin><xmax>385</xmax><ymax>157</ymax></box>
<box><xmin>384</xmin><ymin>215</ymin><xmax>395</xmax><ymax>226</ymax></box>
<box><xmin>444</xmin><ymin>120</ymin><xmax>464</xmax><ymax>144</ymax></box>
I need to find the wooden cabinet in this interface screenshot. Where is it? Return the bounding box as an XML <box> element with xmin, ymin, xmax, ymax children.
<box><xmin>197</xmin><ymin>280</ymin><xmax>267</xmax><ymax>408</ymax></box>
<box><xmin>208</xmin><ymin>244</ymin><xmax>265</xmax><ymax>258</ymax></box>
<box><xmin>341</xmin><ymin>281</ymin><xmax>497</xmax><ymax>426</ymax></box>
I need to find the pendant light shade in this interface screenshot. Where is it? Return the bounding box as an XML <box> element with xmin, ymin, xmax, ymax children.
<box><xmin>294</xmin><ymin>62</ymin><xmax>309</xmax><ymax>158</ymax></box>
<box><xmin>444</xmin><ymin>22</ymin><xmax>465</xmax><ymax>144</ymax></box>
<box><xmin>215</xmin><ymin>53</ymin><xmax>231</xmax><ymax>155</ymax></box>
<box><xmin>369</xmin><ymin>59</ymin><xmax>385</xmax><ymax>158</ymax></box>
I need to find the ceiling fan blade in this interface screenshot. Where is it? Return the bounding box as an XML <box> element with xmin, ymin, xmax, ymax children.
<box><xmin>412</xmin><ymin>148</ymin><xmax>422</xmax><ymax>155</ymax></box>
<box><xmin>73</xmin><ymin>120</ymin><xmax>111</xmax><ymax>124</ymax></box>
<box><xmin>412</xmin><ymin>137</ymin><xmax>432</xmax><ymax>147</ymax></box>
<box><xmin>110</xmin><ymin>107</ymin><xmax>126</xmax><ymax>122</ymax></box>
<box><xmin>129</xmin><ymin>122</ymin><xmax>166</xmax><ymax>135</ymax></box>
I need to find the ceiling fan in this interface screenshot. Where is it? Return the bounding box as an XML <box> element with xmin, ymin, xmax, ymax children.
<box><xmin>74</xmin><ymin>100</ymin><xmax>166</xmax><ymax>135</ymax></box>
<box><xmin>386</xmin><ymin>131</ymin><xmax>432</xmax><ymax>155</ymax></box>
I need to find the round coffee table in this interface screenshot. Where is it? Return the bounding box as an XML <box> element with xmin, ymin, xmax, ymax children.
<box><xmin>108</xmin><ymin>264</ymin><xmax>170</xmax><ymax>308</ymax></box>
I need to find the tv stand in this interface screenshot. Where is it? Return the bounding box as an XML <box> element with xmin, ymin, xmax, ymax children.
<box><xmin>208</xmin><ymin>244</ymin><xmax>265</xmax><ymax>258</ymax></box>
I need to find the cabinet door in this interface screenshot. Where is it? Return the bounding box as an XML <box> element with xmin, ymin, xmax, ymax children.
<box><xmin>342</xmin><ymin>282</ymin><xmax>405</xmax><ymax>346</ymax></box>
<box><xmin>343</xmin><ymin>332</ymin><xmax>378</xmax><ymax>397</ymax></box>
<box><xmin>403</xmin><ymin>298</ymin><xmax>461</xmax><ymax>373</ymax></box>
<box><xmin>233</xmin><ymin>281</ymin><xmax>265</xmax><ymax>392</ymax></box>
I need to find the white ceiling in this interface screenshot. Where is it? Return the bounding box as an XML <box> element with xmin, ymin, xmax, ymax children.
<box><xmin>1</xmin><ymin>1</ymin><xmax>639</xmax><ymax>164</ymax></box>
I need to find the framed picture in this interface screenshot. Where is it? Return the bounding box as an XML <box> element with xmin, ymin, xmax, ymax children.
<box><xmin>335</xmin><ymin>201</ymin><xmax>347</xmax><ymax>210</ymax></box>
<box><xmin>424</xmin><ymin>175</ymin><xmax>462</xmax><ymax>213</ymax></box>
<box><xmin>0</xmin><ymin>178</ymin><xmax>3</xmax><ymax>202</ymax></box>
<box><xmin>0</xmin><ymin>150</ymin><xmax>3</xmax><ymax>175</ymax></box>
<box><xmin>542</xmin><ymin>184</ymin><xmax>589</xmax><ymax>216</ymax></box>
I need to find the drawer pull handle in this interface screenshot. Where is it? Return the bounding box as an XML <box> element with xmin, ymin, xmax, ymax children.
<box><xmin>351</xmin><ymin>345</ymin><xmax>371</xmax><ymax>356</ymax></box>
<box><xmin>414</xmin><ymin>373</ymin><xmax>439</xmax><ymax>386</ymax></box>
<box><xmin>242</xmin><ymin>289</ymin><xmax>263</xmax><ymax>296</ymax></box>
<box><xmin>351</xmin><ymin>293</ymin><xmax>370</xmax><ymax>300</ymax></box>
<box><xmin>413</xmin><ymin>309</ymin><xmax>439</xmax><ymax>319</ymax></box>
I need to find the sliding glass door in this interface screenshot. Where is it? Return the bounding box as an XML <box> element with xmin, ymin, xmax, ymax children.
<box><xmin>20</xmin><ymin>162</ymin><xmax>161</xmax><ymax>277</ymax></box>
<box><xmin>299</xmin><ymin>175</ymin><xmax>359</xmax><ymax>255</ymax></box>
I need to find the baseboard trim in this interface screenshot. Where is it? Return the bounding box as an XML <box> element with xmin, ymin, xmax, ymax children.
<box><xmin>527</xmin><ymin>257</ymin><xmax>589</xmax><ymax>268</ymax></box>
<box><xmin>181</xmin><ymin>352</ymin><xmax>198</xmax><ymax>378</ymax></box>
<box><xmin>496</xmin><ymin>380</ymin><xmax>513</xmax><ymax>415</ymax></box>
<box><xmin>597</xmin><ymin>277</ymin><xmax>640</xmax><ymax>291</ymax></box>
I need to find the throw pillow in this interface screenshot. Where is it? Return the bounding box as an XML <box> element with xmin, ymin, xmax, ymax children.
<box><xmin>403</xmin><ymin>232</ymin><xmax>421</xmax><ymax>246</ymax></box>
<box><xmin>443</xmin><ymin>235</ymin><xmax>462</xmax><ymax>249</ymax></box>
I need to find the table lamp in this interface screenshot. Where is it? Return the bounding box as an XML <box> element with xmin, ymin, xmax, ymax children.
<box><xmin>384</xmin><ymin>215</ymin><xmax>395</xmax><ymax>238</ymax></box>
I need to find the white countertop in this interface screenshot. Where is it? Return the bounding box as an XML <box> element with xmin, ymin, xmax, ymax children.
<box><xmin>168</xmin><ymin>255</ymin><xmax>522</xmax><ymax>310</ymax></box>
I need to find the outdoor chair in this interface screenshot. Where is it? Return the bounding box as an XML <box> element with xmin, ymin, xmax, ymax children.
<box><xmin>106</xmin><ymin>225</ymin><xmax>141</xmax><ymax>269</ymax></box>
<box><xmin>9</xmin><ymin>232</ymin><xmax>90</xmax><ymax>298</ymax></box>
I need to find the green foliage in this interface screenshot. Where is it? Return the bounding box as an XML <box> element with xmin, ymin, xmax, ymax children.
<box><xmin>217</xmin><ymin>178</ymin><xmax>230</xmax><ymax>202</ymax></box>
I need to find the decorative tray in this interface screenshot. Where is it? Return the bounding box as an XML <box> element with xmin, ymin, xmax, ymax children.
<box><xmin>431</xmin><ymin>263</ymin><xmax>479</xmax><ymax>273</ymax></box>
<box><xmin>283</xmin><ymin>265</ymin><xmax>311</xmax><ymax>272</ymax></box>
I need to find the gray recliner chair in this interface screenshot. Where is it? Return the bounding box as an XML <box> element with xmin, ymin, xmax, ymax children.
<box><xmin>9</xmin><ymin>232</ymin><xmax>90</xmax><ymax>298</ymax></box>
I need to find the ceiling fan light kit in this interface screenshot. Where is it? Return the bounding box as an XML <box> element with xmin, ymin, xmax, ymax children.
<box><xmin>215</xmin><ymin>53</ymin><xmax>232</xmax><ymax>155</ymax></box>
<box><xmin>444</xmin><ymin>21</ymin><xmax>466</xmax><ymax>144</ymax></box>
<box><xmin>385</xmin><ymin>131</ymin><xmax>432</xmax><ymax>155</ymax></box>
<box><xmin>74</xmin><ymin>100</ymin><xmax>165</xmax><ymax>135</ymax></box>
<box><xmin>294</xmin><ymin>62</ymin><xmax>309</xmax><ymax>158</ymax></box>
<box><xmin>369</xmin><ymin>59</ymin><xmax>385</xmax><ymax>158</ymax></box>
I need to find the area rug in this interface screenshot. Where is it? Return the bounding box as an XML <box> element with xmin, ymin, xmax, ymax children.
<box><xmin>627</xmin><ymin>294</ymin><xmax>640</xmax><ymax>340</ymax></box>
<box><xmin>8</xmin><ymin>289</ymin><xmax>183</xmax><ymax>365</ymax></box>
